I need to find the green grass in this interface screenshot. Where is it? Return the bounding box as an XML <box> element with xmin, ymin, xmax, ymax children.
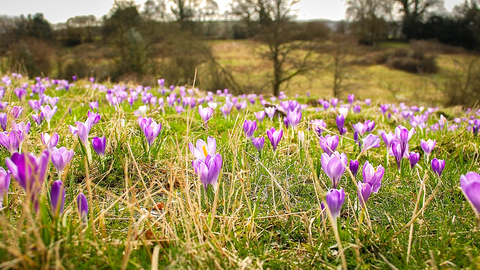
<box><xmin>0</xmin><ymin>76</ymin><xmax>479</xmax><ymax>269</ymax></box>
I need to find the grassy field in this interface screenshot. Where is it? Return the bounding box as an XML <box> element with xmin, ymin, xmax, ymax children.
<box><xmin>210</xmin><ymin>40</ymin><xmax>478</xmax><ymax>105</ymax></box>
<box><xmin>0</xmin><ymin>72</ymin><xmax>479</xmax><ymax>269</ymax></box>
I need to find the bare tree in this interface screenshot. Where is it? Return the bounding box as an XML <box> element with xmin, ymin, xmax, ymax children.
<box><xmin>346</xmin><ymin>0</ymin><xmax>394</xmax><ymax>46</ymax></box>
<box><xmin>230</xmin><ymin>0</ymin><xmax>319</xmax><ymax>96</ymax></box>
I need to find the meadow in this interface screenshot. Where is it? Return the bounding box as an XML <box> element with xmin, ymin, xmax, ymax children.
<box><xmin>0</xmin><ymin>72</ymin><xmax>479</xmax><ymax>269</ymax></box>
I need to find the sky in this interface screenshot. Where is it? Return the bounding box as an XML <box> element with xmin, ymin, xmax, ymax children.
<box><xmin>0</xmin><ymin>0</ymin><xmax>468</xmax><ymax>24</ymax></box>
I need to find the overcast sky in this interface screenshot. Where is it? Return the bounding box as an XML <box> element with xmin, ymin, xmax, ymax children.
<box><xmin>0</xmin><ymin>0</ymin><xmax>468</xmax><ymax>24</ymax></box>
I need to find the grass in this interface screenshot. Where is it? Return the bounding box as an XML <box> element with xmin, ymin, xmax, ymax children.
<box><xmin>0</xmin><ymin>74</ymin><xmax>479</xmax><ymax>269</ymax></box>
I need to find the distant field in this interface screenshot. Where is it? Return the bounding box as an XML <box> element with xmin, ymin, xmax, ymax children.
<box><xmin>210</xmin><ymin>40</ymin><xmax>479</xmax><ymax>105</ymax></box>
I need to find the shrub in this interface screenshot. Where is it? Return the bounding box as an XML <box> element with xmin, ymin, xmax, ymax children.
<box><xmin>9</xmin><ymin>38</ymin><xmax>53</xmax><ymax>77</ymax></box>
<box><xmin>62</xmin><ymin>59</ymin><xmax>89</xmax><ymax>80</ymax></box>
<box><xmin>444</xmin><ymin>58</ymin><xmax>480</xmax><ymax>108</ymax></box>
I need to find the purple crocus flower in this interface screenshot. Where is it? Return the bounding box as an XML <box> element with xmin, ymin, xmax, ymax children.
<box><xmin>409</xmin><ymin>152</ymin><xmax>420</xmax><ymax>168</ymax></box>
<box><xmin>349</xmin><ymin>160</ymin><xmax>359</xmax><ymax>177</ymax></box>
<box><xmin>243</xmin><ymin>120</ymin><xmax>257</xmax><ymax>139</ymax></box>
<box><xmin>287</xmin><ymin>110</ymin><xmax>302</xmax><ymax>128</ymax></box>
<box><xmin>51</xmin><ymin>147</ymin><xmax>74</xmax><ymax>175</ymax></box>
<box><xmin>326</xmin><ymin>188</ymin><xmax>345</xmax><ymax>221</ymax></box>
<box><xmin>77</xmin><ymin>193</ymin><xmax>88</xmax><ymax>224</ymax></box>
<box><xmin>28</xmin><ymin>100</ymin><xmax>41</xmax><ymax>111</ymax></box>
<box><xmin>87</xmin><ymin>111</ymin><xmax>101</xmax><ymax>126</ymax></box>
<box><xmin>431</xmin><ymin>158</ymin><xmax>445</xmax><ymax>176</ymax></box>
<box><xmin>321</xmin><ymin>152</ymin><xmax>347</xmax><ymax>188</ymax></box>
<box><xmin>362</xmin><ymin>161</ymin><xmax>384</xmax><ymax>193</ymax></box>
<box><xmin>336</xmin><ymin>115</ymin><xmax>347</xmax><ymax>135</ymax></box>
<box><xmin>357</xmin><ymin>181</ymin><xmax>372</xmax><ymax>207</ymax></box>
<box><xmin>420</xmin><ymin>139</ymin><xmax>436</xmax><ymax>158</ymax></box>
<box><xmin>6</xmin><ymin>151</ymin><xmax>50</xmax><ymax>210</ymax></box>
<box><xmin>92</xmin><ymin>137</ymin><xmax>106</xmax><ymax>158</ymax></box>
<box><xmin>89</xmin><ymin>101</ymin><xmax>99</xmax><ymax>111</ymax></box>
<box><xmin>361</xmin><ymin>134</ymin><xmax>380</xmax><ymax>154</ymax></box>
<box><xmin>11</xmin><ymin>106</ymin><xmax>23</xmax><ymax>119</ymax></box>
<box><xmin>381</xmin><ymin>131</ymin><xmax>395</xmax><ymax>154</ymax></box>
<box><xmin>311</xmin><ymin>119</ymin><xmax>327</xmax><ymax>137</ymax></box>
<box><xmin>390</xmin><ymin>140</ymin><xmax>403</xmax><ymax>172</ymax></box>
<box><xmin>14</xmin><ymin>88</ymin><xmax>27</xmax><ymax>100</ymax></box>
<box><xmin>395</xmin><ymin>125</ymin><xmax>415</xmax><ymax>156</ymax></box>
<box><xmin>0</xmin><ymin>167</ymin><xmax>11</xmax><ymax>208</ymax></box>
<box><xmin>348</xmin><ymin>94</ymin><xmax>355</xmax><ymax>104</ymax></box>
<box><xmin>460</xmin><ymin>172</ymin><xmax>480</xmax><ymax>214</ymax></box>
<box><xmin>265</xmin><ymin>107</ymin><xmax>276</xmax><ymax>120</ymax></box>
<box><xmin>41</xmin><ymin>132</ymin><xmax>59</xmax><ymax>151</ymax></box>
<box><xmin>0</xmin><ymin>113</ymin><xmax>6</xmax><ymax>131</ymax></box>
<box><xmin>48</xmin><ymin>97</ymin><xmax>59</xmax><ymax>107</ymax></box>
<box><xmin>267</xmin><ymin>127</ymin><xmax>283</xmax><ymax>151</ymax></box>
<box><xmin>70</xmin><ymin>118</ymin><xmax>92</xmax><ymax>147</ymax></box>
<box><xmin>354</xmin><ymin>131</ymin><xmax>361</xmax><ymax>148</ymax></box>
<box><xmin>31</xmin><ymin>112</ymin><xmax>44</xmax><ymax>125</ymax></box>
<box><xmin>40</xmin><ymin>105</ymin><xmax>57</xmax><ymax>126</ymax></box>
<box><xmin>198</xmin><ymin>105</ymin><xmax>214</xmax><ymax>128</ymax></box>
<box><xmin>380</xmin><ymin>104</ymin><xmax>389</xmax><ymax>114</ymax></box>
<box><xmin>254</xmin><ymin>111</ymin><xmax>265</xmax><ymax>122</ymax></box>
<box><xmin>365</xmin><ymin>99</ymin><xmax>371</xmax><ymax>106</ymax></box>
<box><xmin>50</xmin><ymin>180</ymin><xmax>65</xmax><ymax>217</ymax></box>
<box><xmin>189</xmin><ymin>137</ymin><xmax>217</xmax><ymax>162</ymax></box>
<box><xmin>0</xmin><ymin>131</ymin><xmax>21</xmax><ymax>153</ymax></box>
<box><xmin>331</xmin><ymin>98</ymin><xmax>338</xmax><ymax>108</ymax></box>
<box><xmin>319</xmin><ymin>135</ymin><xmax>339</xmax><ymax>155</ymax></box>
<box><xmin>352</xmin><ymin>122</ymin><xmax>367</xmax><ymax>137</ymax></box>
<box><xmin>138</xmin><ymin>117</ymin><xmax>162</xmax><ymax>146</ymax></box>
<box><xmin>11</xmin><ymin>121</ymin><xmax>31</xmax><ymax>137</ymax></box>
<box><xmin>353</xmin><ymin>105</ymin><xmax>361</xmax><ymax>113</ymax></box>
<box><xmin>323</xmin><ymin>101</ymin><xmax>330</xmax><ymax>110</ymax></box>
<box><xmin>252</xmin><ymin>136</ymin><xmax>265</xmax><ymax>152</ymax></box>
<box><xmin>197</xmin><ymin>154</ymin><xmax>223</xmax><ymax>191</ymax></box>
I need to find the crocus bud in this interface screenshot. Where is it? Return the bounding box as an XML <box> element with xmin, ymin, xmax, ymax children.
<box><xmin>50</xmin><ymin>180</ymin><xmax>65</xmax><ymax>217</ymax></box>
<box><xmin>349</xmin><ymin>160</ymin><xmax>359</xmax><ymax>177</ymax></box>
<box><xmin>0</xmin><ymin>113</ymin><xmax>7</xmax><ymax>131</ymax></box>
<box><xmin>77</xmin><ymin>193</ymin><xmax>88</xmax><ymax>225</ymax></box>
<box><xmin>92</xmin><ymin>137</ymin><xmax>106</xmax><ymax>158</ymax></box>
<box><xmin>431</xmin><ymin>158</ymin><xmax>445</xmax><ymax>176</ymax></box>
<box><xmin>298</xmin><ymin>130</ymin><xmax>305</xmax><ymax>144</ymax></box>
<box><xmin>409</xmin><ymin>152</ymin><xmax>420</xmax><ymax>168</ymax></box>
<box><xmin>326</xmin><ymin>188</ymin><xmax>345</xmax><ymax>221</ymax></box>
